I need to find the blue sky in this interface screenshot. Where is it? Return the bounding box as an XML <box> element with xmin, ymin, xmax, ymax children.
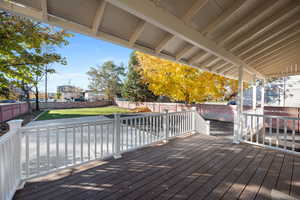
<box><xmin>39</xmin><ymin>32</ymin><xmax>132</xmax><ymax>93</ymax></box>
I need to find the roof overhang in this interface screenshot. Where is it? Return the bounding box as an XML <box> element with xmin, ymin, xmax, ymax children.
<box><xmin>1</xmin><ymin>0</ymin><xmax>300</xmax><ymax>81</ymax></box>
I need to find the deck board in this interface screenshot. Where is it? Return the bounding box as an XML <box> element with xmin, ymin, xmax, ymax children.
<box><xmin>14</xmin><ymin>134</ymin><xmax>300</xmax><ymax>200</ymax></box>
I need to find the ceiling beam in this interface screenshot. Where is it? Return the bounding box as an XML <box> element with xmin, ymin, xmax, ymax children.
<box><xmin>188</xmin><ymin>51</ymin><xmax>207</xmax><ymax>65</ymax></box>
<box><xmin>228</xmin><ymin>2</ymin><xmax>300</xmax><ymax>52</ymax></box>
<box><xmin>41</xmin><ymin>0</ymin><xmax>48</xmax><ymax>20</ymax></box>
<box><xmin>108</xmin><ymin>0</ymin><xmax>264</xmax><ymax>78</ymax></box>
<box><xmin>243</xmin><ymin>28</ymin><xmax>300</xmax><ymax>62</ymax></box>
<box><xmin>129</xmin><ymin>20</ymin><xmax>146</xmax><ymax>46</ymax></box>
<box><xmin>209</xmin><ymin>61</ymin><xmax>227</xmax><ymax>72</ymax></box>
<box><xmin>155</xmin><ymin>34</ymin><xmax>174</xmax><ymax>53</ymax></box>
<box><xmin>175</xmin><ymin>45</ymin><xmax>195</xmax><ymax>61</ymax></box>
<box><xmin>202</xmin><ymin>0</ymin><xmax>246</xmax><ymax>35</ymax></box>
<box><xmin>182</xmin><ymin>0</ymin><xmax>209</xmax><ymax>24</ymax></box>
<box><xmin>253</xmin><ymin>43</ymin><xmax>300</xmax><ymax>68</ymax></box>
<box><xmin>92</xmin><ymin>0</ymin><xmax>107</xmax><ymax>34</ymax></box>
<box><xmin>236</xmin><ymin>14</ymin><xmax>300</xmax><ymax>57</ymax></box>
<box><xmin>258</xmin><ymin>55</ymin><xmax>300</xmax><ymax>72</ymax></box>
<box><xmin>216</xmin><ymin>0</ymin><xmax>280</xmax><ymax>46</ymax></box>
<box><xmin>198</xmin><ymin>56</ymin><xmax>217</xmax><ymax>69</ymax></box>
<box><xmin>246</xmin><ymin>36</ymin><xmax>300</xmax><ymax>65</ymax></box>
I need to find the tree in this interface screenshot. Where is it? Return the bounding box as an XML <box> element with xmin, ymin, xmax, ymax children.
<box><xmin>87</xmin><ymin>61</ymin><xmax>125</xmax><ymax>100</ymax></box>
<box><xmin>136</xmin><ymin>52</ymin><xmax>239</xmax><ymax>103</ymax></box>
<box><xmin>122</xmin><ymin>52</ymin><xmax>157</xmax><ymax>101</ymax></box>
<box><xmin>0</xmin><ymin>11</ymin><xmax>71</xmax><ymax>101</ymax></box>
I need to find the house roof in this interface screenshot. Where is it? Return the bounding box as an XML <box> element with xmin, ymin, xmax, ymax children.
<box><xmin>1</xmin><ymin>0</ymin><xmax>300</xmax><ymax>81</ymax></box>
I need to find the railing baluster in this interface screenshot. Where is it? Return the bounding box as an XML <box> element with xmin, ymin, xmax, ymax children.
<box><xmin>126</xmin><ymin>119</ymin><xmax>129</xmax><ymax>150</ymax></box>
<box><xmin>106</xmin><ymin>124</ymin><xmax>109</xmax><ymax>155</ymax></box>
<box><xmin>256</xmin><ymin>116</ymin><xmax>259</xmax><ymax>144</ymax></box>
<box><xmin>101</xmin><ymin>124</ymin><xmax>104</xmax><ymax>158</ymax></box>
<box><xmin>135</xmin><ymin>118</ymin><xmax>137</xmax><ymax>147</ymax></box>
<box><xmin>56</xmin><ymin>127</ymin><xmax>59</xmax><ymax>167</ymax></box>
<box><xmin>88</xmin><ymin>124</ymin><xmax>91</xmax><ymax>160</ymax></box>
<box><xmin>293</xmin><ymin>120</ymin><xmax>296</xmax><ymax>151</ymax></box>
<box><xmin>65</xmin><ymin>128</ymin><xmax>68</xmax><ymax>166</ymax></box>
<box><xmin>36</xmin><ymin>128</ymin><xmax>40</xmax><ymax>175</ymax></box>
<box><xmin>276</xmin><ymin>118</ymin><xmax>279</xmax><ymax>147</ymax></box>
<box><xmin>72</xmin><ymin>127</ymin><xmax>76</xmax><ymax>164</ymax></box>
<box><xmin>284</xmin><ymin>120</ymin><xmax>287</xmax><ymax>150</ymax></box>
<box><xmin>250</xmin><ymin>115</ymin><xmax>253</xmax><ymax>142</ymax></box>
<box><xmin>94</xmin><ymin>124</ymin><xmax>97</xmax><ymax>158</ymax></box>
<box><xmin>46</xmin><ymin>127</ymin><xmax>50</xmax><ymax>170</ymax></box>
<box><xmin>269</xmin><ymin>118</ymin><xmax>272</xmax><ymax>146</ymax></box>
<box><xmin>80</xmin><ymin>125</ymin><xmax>83</xmax><ymax>162</ymax></box>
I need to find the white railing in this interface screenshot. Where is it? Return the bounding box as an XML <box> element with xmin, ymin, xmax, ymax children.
<box><xmin>242</xmin><ymin>113</ymin><xmax>300</xmax><ymax>155</ymax></box>
<box><xmin>0</xmin><ymin>120</ymin><xmax>23</xmax><ymax>200</ymax></box>
<box><xmin>0</xmin><ymin>110</ymin><xmax>209</xmax><ymax>199</ymax></box>
<box><xmin>19</xmin><ymin>110</ymin><xmax>206</xmax><ymax>179</ymax></box>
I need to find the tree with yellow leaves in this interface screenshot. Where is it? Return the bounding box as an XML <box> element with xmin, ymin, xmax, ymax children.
<box><xmin>135</xmin><ymin>52</ymin><xmax>239</xmax><ymax>103</ymax></box>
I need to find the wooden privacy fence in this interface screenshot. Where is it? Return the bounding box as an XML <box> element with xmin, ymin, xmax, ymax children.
<box><xmin>0</xmin><ymin>110</ymin><xmax>209</xmax><ymax>200</ymax></box>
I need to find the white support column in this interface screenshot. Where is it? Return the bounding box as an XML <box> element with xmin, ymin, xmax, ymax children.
<box><xmin>252</xmin><ymin>76</ymin><xmax>257</xmax><ymax>111</ymax></box>
<box><xmin>261</xmin><ymin>79</ymin><xmax>265</xmax><ymax>113</ymax></box>
<box><xmin>234</xmin><ymin>65</ymin><xmax>244</xmax><ymax>144</ymax></box>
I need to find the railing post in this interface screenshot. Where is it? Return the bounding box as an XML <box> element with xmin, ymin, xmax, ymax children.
<box><xmin>164</xmin><ymin>110</ymin><xmax>169</xmax><ymax>143</ymax></box>
<box><xmin>7</xmin><ymin>119</ymin><xmax>24</xmax><ymax>190</ymax></box>
<box><xmin>113</xmin><ymin>113</ymin><xmax>122</xmax><ymax>159</ymax></box>
<box><xmin>192</xmin><ymin>107</ymin><xmax>197</xmax><ymax>133</ymax></box>
<box><xmin>205</xmin><ymin>120</ymin><xmax>210</xmax><ymax>135</ymax></box>
<box><xmin>234</xmin><ymin>65</ymin><xmax>244</xmax><ymax>144</ymax></box>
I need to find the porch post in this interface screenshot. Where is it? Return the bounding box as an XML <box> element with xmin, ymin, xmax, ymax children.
<box><xmin>261</xmin><ymin>79</ymin><xmax>265</xmax><ymax>112</ymax></box>
<box><xmin>233</xmin><ymin>65</ymin><xmax>244</xmax><ymax>144</ymax></box>
<box><xmin>252</xmin><ymin>76</ymin><xmax>257</xmax><ymax>111</ymax></box>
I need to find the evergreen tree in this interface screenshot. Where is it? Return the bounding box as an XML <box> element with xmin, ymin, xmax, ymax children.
<box><xmin>122</xmin><ymin>52</ymin><xmax>157</xmax><ymax>102</ymax></box>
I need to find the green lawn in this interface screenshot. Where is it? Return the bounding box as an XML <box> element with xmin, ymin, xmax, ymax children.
<box><xmin>37</xmin><ymin>106</ymin><xmax>131</xmax><ymax>121</ymax></box>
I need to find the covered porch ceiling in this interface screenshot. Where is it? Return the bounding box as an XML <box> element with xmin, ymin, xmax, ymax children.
<box><xmin>1</xmin><ymin>0</ymin><xmax>300</xmax><ymax>81</ymax></box>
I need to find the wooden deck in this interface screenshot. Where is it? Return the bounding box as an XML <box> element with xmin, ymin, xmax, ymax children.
<box><xmin>14</xmin><ymin>133</ymin><xmax>300</xmax><ymax>200</ymax></box>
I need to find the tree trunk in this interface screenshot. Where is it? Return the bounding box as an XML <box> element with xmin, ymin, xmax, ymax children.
<box><xmin>35</xmin><ymin>85</ymin><xmax>40</xmax><ymax>111</ymax></box>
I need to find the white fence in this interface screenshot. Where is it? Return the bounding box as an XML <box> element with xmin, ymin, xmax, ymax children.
<box><xmin>0</xmin><ymin>110</ymin><xmax>209</xmax><ymax>200</ymax></box>
<box><xmin>0</xmin><ymin>120</ymin><xmax>23</xmax><ymax>200</ymax></box>
<box><xmin>242</xmin><ymin>113</ymin><xmax>300</xmax><ymax>155</ymax></box>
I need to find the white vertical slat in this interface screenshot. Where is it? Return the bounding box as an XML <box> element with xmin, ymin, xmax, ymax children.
<box><xmin>46</xmin><ymin>127</ymin><xmax>50</xmax><ymax>170</ymax></box>
<box><xmin>80</xmin><ymin>125</ymin><xmax>83</xmax><ymax>162</ymax></box>
<box><xmin>250</xmin><ymin>116</ymin><xmax>253</xmax><ymax>142</ymax></box>
<box><xmin>25</xmin><ymin>133</ymin><xmax>29</xmax><ymax>177</ymax></box>
<box><xmin>135</xmin><ymin>118</ymin><xmax>137</xmax><ymax>147</ymax></box>
<box><xmin>269</xmin><ymin>117</ymin><xmax>272</xmax><ymax>146</ymax></box>
<box><xmin>256</xmin><ymin>116</ymin><xmax>259</xmax><ymax>144</ymax></box>
<box><xmin>126</xmin><ymin>119</ymin><xmax>129</xmax><ymax>150</ymax></box>
<box><xmin>88</xmin><ymin>124</ymin><xmax>91</xmax><ymax>160</ymax></box>
<box><xmin>106</xmin><ymin>124</ymin><xmax>109</xmax><ymax>155</ymax></box>
<box><xmin>56</xmin><ymin>127</ymin><xmax>59</xmax><ymax>168</ymax></box>
<box><xmin>94</xmin><ymin>124</ymin><xmax>97</xmax><ymax>158</ymax></box>
<box><xmin>284</xmin><ymin>120</ymin><xmax>287</xmax><ymax>150</ymax></box>
<box><xmin>72</xmin><ymin>127</ymin><xmax>76</xmax><ymax>164</ymax></box>
<box><xmin>36</xmin><ymin>128</ymin><xmax>40</xmax><ymax>175</ymax></box>
<box><xmin>292</xmin><ymin>120</ymin><xmax>296</xmax><ymax>151</ymax></box>
<box><xmin>276</xmin><ymin>118</ymin><xmax>280</xmax><ymax>147</ymax></box>
<box><xmin>64</xmin><ymin>128</ymin><xmax>68</xmax><ymax>166</ymax></box>
<box><xmin>101</xmin><ymin>124</ymin><xmax>104</xmax><ymax>158</ymax></box>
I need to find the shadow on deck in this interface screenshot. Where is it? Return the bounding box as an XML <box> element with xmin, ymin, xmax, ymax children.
<box><xmin>14</xmin><ymin>133</ymin><xmax>300</xmax><ymax>200</ymax></box>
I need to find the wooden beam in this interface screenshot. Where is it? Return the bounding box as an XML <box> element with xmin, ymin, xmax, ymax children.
<box><xmin>246</xmin><ymin>36</ymin><xmax>300</xmax><ymax>65</ymax></box>
<box><xmin>41</xmin><ymin>0</ymin><xmax>48</xmax><ymax>20</ymax></box>
<box><xmin>228</xmin><ymin>2</ymin><xmax>300</xmax><ymax>52</ymax></box>
<box><xmin>252</xmin><ymin>43</ymin><xmax>300</xmax><ymax>68</ymax></box>
<box><xmin>216</xmin><ymin>0</ymin><xmax>280</xmax><ymax>46</ymax></box>
<box><xmin>182</xmin><ymin>0</ymin><xmax>209</xmax><ymax>24</ymax></box>
<box><xmin>236</xmin><ymin>14</ymin><xmax>300</xmax><ymax>57</ymax></box>
<box><xmin>129</xmin><ymin>20</ymin><xmax>146</xmax><ymax>46</ymax></box>
<box><xmin>258</xmin><ymin>55</ymin><xmax>300</xmax><ymax>72</ymax></box>
<box><xmin>198</xmin><ymin>55</ymin><xmax>217</xmax><ymax>69</ymax></box>
<box><xmin>155</xmin><ymin>34</ymin><xmax>174</xmax><ymax>53</ymax></box>
<box><xmin>188</xmin><ymin>51</ymin><xmax>206</xmax><ymax>65</ymax></box>
<box><xmin>218</xmin><ymin>63</ymin><xmax>233</xmax><ymax>74</ymax></box>
<box><xmin>202</xmin><ymin>0</ymin><xmax>246</xmax><ymax>35</ymax></box>
<box><xmin>175</xmin><ymin>45</ymin><xmax>195</xmax><ymax>61</ymax></box>
<box><xmin>108</xmin><ymin>0</ymin><xmax>264</xmax><ymax>78</ymax></box>
<box><xmin>223</xmin><ymin>66</ymin><xmax>236</xmax><ymax>75</ymax></box>
<box><xmin>209</xmin><ymin>61</ymin><xmax>227</xmax><ymax>72</ymax></box>
<box><xmin>92</xmin><ymin>0</ymin><xmax>107</xmax><ymax>34</ymax></box>
<box><xmin>243</xmin><ymin>28</ymin><xmax>300</xmax><ymax>62</ymax></box>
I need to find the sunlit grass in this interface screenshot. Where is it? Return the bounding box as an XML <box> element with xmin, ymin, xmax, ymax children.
<box><xmin>37</xmin><ymin>106</ymin><xmax>131</xmax><ymax>120</ymax></box>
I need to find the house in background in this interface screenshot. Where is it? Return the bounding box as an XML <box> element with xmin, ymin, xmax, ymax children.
<box><xmin>57</xmin><ymin>85</ymin><xmax>84</xmax><ymax>101</ymax></box>
<box><xmin>83</xmin><ymin>90</ymin><xmax>107</xmax><ymax>101</ymax></box>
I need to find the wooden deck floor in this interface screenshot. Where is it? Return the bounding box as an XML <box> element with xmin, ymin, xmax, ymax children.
<box><xmin>14</xmin><ymin>134</ymin><xmax>300</xmax><ymax>200</ymax></box>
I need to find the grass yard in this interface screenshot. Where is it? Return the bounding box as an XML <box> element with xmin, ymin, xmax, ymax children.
<box><xmin>37</xmin><ymin>106</ymin><xmax>131</xmax><ymax>121</ymax></box>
